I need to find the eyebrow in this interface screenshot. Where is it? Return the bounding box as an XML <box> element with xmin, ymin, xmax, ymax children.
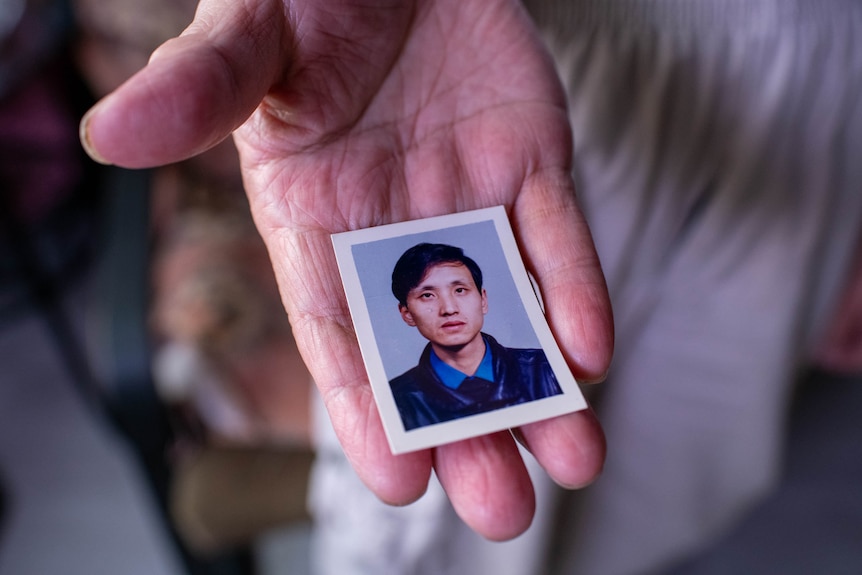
<box><xmin>413</xmin><ymin>278</ymin><xmax>472</xmax><ymax>292</ymax></box>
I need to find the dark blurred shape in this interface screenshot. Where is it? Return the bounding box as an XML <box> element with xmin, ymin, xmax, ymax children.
<box><xmin>666</xmin><ymin>369</ymin><xmax>862</xmax><ymax>575</ymax></box>
<box><xmin>0</xmin><ymin>467</ymin><xmax>6</xmax><ymax>542</ymax></box>
<box><xmin>0</xmin><ymin>2</ymin><xmax>265</xmax><ymax>574</ymax></box>
<box><xmin>0</xmin><ymin>0</ymin><xmax>100</xmax><ymax>405</ymax></box>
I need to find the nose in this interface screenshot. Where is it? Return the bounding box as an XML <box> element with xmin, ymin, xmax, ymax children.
<box><xmin>439</xmin><ymin>293</ymin><xmax>458</xmax><ymax>315</ymax></box>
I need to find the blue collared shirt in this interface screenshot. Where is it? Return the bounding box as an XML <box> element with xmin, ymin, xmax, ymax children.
<box><xmin>429</xmin><ymin>342</ymin><xmax>495</xmax><ymax>389</ymax></box>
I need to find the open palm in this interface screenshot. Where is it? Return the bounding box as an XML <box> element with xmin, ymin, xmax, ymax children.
<box><xmin>82</xmin><ymin>0</ymin><xmax>613</xmax><ymax>540</ymax></box>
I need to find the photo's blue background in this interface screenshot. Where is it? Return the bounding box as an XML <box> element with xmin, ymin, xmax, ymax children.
<box><xmin>351</xmin><ymin>219</ymin><xmax>541</xmax><ymax>379</ymax></box>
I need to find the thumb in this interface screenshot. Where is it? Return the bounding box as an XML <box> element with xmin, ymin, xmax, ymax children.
<box><xmin>79</xmin><ymin>0</ymin><xmax>289</xmax><ymax>168</ymax></box>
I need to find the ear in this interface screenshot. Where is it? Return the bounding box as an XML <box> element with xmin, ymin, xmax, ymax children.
<box><xmin>399</xmin><ymin>304</ymin><xmax>417</xmax><ymax>326</ymax></box>
<box><xmin>481</xmin><ymin>289</ymin><xmax>488</xmax><ymax>315</ymax></box>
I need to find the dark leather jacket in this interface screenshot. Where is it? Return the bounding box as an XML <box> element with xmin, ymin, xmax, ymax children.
<box><xmin>390</xmin><ymin>333</ymin><xmax>562</xmax><ymax>431</ymax></box>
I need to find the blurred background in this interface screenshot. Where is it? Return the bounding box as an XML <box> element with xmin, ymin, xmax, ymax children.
<box><xmin>3</xmin><ymin>1</ymin><xmax>862</xmax><ymax>574</ymax></box>
<box><xmin>1</xmin><ymin>1</ymin><xmax>314</xmax><ymax>573</ymax></box>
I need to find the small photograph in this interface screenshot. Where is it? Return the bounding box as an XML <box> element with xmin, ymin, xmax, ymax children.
<box><xmin>332</xmin><ymin>206</ymin><xmax>587</xmax><ymax>454</ymax></box>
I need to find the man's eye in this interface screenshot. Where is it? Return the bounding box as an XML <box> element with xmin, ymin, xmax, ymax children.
<box><xmin>455</xmin><ymin>287</ymin><xmax>466</xmax><ymax>294</ymax></box>
<box><xmin>419</xmin><ymin>292</ymin><xmax>433</xmax><ymax>299</ymax></box>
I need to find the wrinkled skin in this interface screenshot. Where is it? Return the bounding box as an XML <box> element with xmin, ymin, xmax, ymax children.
<box><xmin>80</xmin><ymin>0</ymin><xmax>614</xmax><ymax>540</ymax></box>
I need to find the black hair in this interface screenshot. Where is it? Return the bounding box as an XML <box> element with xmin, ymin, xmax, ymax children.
<box><xmin>391</xmin><ymin>243</ymin><xmax>483</xmax><ymax>307</ymax></box>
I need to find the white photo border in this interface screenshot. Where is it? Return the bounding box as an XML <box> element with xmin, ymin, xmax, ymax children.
<box><xmin>332</xmin><ymin>206</ymin><xmax>587</xmax><ymax>454</ymax></box>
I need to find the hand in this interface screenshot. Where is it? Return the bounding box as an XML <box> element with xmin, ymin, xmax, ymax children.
<box><xmin>80</xmin><ymin>0</ymin><xmax>614</xmax><ymax>540</ymax></box>
<box><xmin>814</xmin><ymin>246</ymin><xmax>862</xmax><ymax>373</ymax></box>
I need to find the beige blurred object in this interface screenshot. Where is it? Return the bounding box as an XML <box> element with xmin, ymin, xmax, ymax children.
<box><xmin>73</xmin><ymin>0</ymin><xmax>197</xmax><ymax>96</ymax></box>
<box><xmin>170</xmin><ymin>444</ymin><xmax>314</xmax><ymax>554</ymax></box>
<box><xmin>74</xmin><ymin>0</ymin><xmax>196</xmax><ymax>47</ymax></box>
<box><xmin>149</xmin><ymin>169</ymin><xmax>313</xmax><ymax>446</ymax></box>
<box><xmin>149</xmin><ymin>180</ymin><xmax>316</xmax><ymax>553</ymax></box>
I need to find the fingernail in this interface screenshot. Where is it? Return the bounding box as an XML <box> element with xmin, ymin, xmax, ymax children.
<box><xmin>79</xmin><ymin>105</ymin><xmax>112</xmax><ymax>165</ymax></box>
<box><xmin>580</xmin><ymin>369</ymin><xmax>609</xmax><ymax>385</ymax></box>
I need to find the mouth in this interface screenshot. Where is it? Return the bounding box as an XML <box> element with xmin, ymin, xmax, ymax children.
<box><xmin>441</xmin><ymin>321</ymin><xmax>465</xmax><ymax>330</ymax></box>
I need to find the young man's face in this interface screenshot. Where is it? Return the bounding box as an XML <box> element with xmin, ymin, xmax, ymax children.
<box><xmin>399</xmin><ymin>262</ymin><xmax>488</xmax><ymax>350</ymax></box>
